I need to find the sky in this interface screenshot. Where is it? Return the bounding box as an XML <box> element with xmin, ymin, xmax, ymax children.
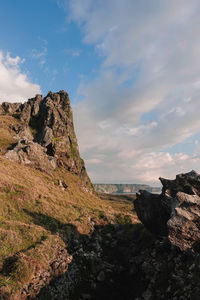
<box><xmin>0</xmin><ymin>0</ymin><xmax>200</xmax><ymax>185</ymax></box>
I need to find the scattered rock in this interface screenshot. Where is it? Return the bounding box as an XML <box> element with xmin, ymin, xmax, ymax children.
<box><xmin>58</xmin><ymin>179</ymin><xmax>68</xmax><ymax>190</ymax></box>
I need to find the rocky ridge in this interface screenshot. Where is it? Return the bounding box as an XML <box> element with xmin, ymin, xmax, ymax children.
<box><xmin>1</xmin><ymin>90</ymin><xmax>91</xmax><ymax>188</ymax></box>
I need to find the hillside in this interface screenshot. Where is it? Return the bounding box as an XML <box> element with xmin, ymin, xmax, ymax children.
<box><xmin>94</xmin><ymin>184</ymin><xmax>161</xmax><ymax>194</ymax></box>
<box><xmin>0</xmin><ymin>91</ymin><xmax>138</xmax><ymax>299</ymax></box>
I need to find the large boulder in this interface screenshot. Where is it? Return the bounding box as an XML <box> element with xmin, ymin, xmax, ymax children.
<box><xmin>134</xmin><ymin>170</ymin><xmax>200</xmax><ymax>251</ymax></box>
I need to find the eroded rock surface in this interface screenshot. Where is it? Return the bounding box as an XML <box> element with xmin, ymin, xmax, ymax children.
<box><xmin>1</xmin><ymin>90</ymin><xmax>91</xmax><ymax>188</ymax></box>
<box><xmin>35</xmin><ymin>224</ymin><xmax>200</xmax><ymax>300</ymax></box>
<box><xmin>4</xmin><ymin>140</ymin><xmax>57</xmax><ymax>172</ymax></box>
<box><xmin>134</xmin><ymin>170</ymin><xmax>200</xmax><ymax>251</ymax></box>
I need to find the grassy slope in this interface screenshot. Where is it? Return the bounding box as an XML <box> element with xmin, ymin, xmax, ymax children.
<box><xmin>0</xmin><ymin>114</ymin><xmax>138</xmax><ymax>295</ymax></box>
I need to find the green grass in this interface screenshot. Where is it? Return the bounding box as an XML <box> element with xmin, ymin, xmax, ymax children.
<box><xmin>66</xmin><ymin>110</ymin><xmax>72</xmax><ymax>119</ymax></box>
<box><xmin>70</xmin><ymin>143</ymin><xmax>78</xmax><ymax>160</ymax></box>
<box><xmin>52</xmin><ymin>136</ymin><xmax>62</xmax><ymax>142</ymax></box>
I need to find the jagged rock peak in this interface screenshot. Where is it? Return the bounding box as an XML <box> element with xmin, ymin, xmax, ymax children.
<box><xmin>1</xmin><ymin>91</ymin><xmax>92</xmax><ymax>188</ymax></box>
<box><xmin>159</xmin><ymin>170</ymin><xmax>200</xmax><ymax>197</ymax></box>
<box><xmin>134</xmin><ymin>170</ymin><xmax>200</xmax><ymax>251</ymax></box>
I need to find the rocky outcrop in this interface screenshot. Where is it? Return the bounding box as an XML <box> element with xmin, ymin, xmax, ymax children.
<box><xmin>4</xmin><ymin>140</ymin><xmax>57</xmax><ymax>173</ymax></box>
<box><xmin>1</xmin><ymin>90</ymin><xmax>92</xmax><ymax>188</ymax></box>
<box><xmin>134</xmin><ymin>170</ymin><xmax>200</xmax><ymax>251</ymax></box>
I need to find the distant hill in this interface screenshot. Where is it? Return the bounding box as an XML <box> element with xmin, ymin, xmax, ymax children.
<box><xmin>94</xmin><ymin>183</ymin><xmax>161</xmax><ymax>194</ymax></box>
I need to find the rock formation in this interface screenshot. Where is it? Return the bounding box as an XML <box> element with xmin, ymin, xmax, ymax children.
<box><xmin>1</xmin><ymin>90</ymin><xmax>92</xmax><ymax>188</ymax></box>
<box><xmin>134</xmin><ymin>170</ymin><xmax>200</xmax><ymax>251</ymax></box>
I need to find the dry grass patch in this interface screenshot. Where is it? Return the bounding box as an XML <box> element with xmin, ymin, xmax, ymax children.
<box><xmin>0</xmin><ymin>115</ymin><xmax>19</xmax><ymax>152</ymax></box>
<box><xmin>0</xmin><ymin>156</ymin><xmax>137</xmax><ymax>292</ymax></box>
<box><xmin>0</xmin><ymin>112</ymin><xmax>138</xmax><ymax>294</ymax></box>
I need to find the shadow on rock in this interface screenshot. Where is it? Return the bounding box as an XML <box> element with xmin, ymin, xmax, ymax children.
<box><xmin>23</xmin><ymin>209</ymin><xmax>156</xmax><ymax>300</ymax></box>
<box><xmin>22</xmin><ymin>208</ymin><xmax>200</xmax><ymax>300</ymax></box>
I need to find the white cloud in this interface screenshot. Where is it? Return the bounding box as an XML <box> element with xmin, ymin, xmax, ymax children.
<box><xmin>31</xmin><ymin>46</ymin><xmax>47</xmax><ymax>66</ymax></box>
<box><xmin>64</xmin><ymin>48</ymin><xmax>82</xmax><ymax>58</ymax></box>
<box><xmin>72</xmin><ymin>50</ymin><xmax>81</xmax><ymax>57</ymax></box>
<box><xmin>5</xmin><ymin>52</ymin><xmax>24</xmax><ymax>66</ymax></box>
<box><xmin>132</xmin><ymin>152</ymin><xmax>200</xmax><ymax>183</ymax></box>
<box><xmin>66</xmin><ymin>0</ymin><xmax>200</xmax><ymax>183</ymax></box>
<box><xmin>0</xmin><ymin>51</ymin><xmax>41</xmax><ymax>102</ymax></box>
<box><xmin>85</xmin><ymin>158</ymin><xmax>102</xmax><ymax>164</ymax></box>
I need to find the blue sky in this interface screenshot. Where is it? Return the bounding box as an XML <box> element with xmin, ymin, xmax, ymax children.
<box><xmin>0</xmin><ymin>0</ymin><xmax>200</xmax><ymax>185</ymax></box>
<box><xmin>0</xmin><ymin>0</ymin><xmax>100</xmax><ymax>99</ymax></box>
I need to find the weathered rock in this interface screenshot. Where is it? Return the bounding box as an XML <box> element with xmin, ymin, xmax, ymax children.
<box><xmin>1</xmin><ymin>90</ymin><xmax>92</xmax><ymax>188</ymax></box>
<box><xmin>39</xmin><ymin>126</ymin><xmax>53</xmax><ymax>147</ymax></box>
<box><xmin>134</xmin><ymin>190</ymin><xmax>172</xmax><ymax>236</ymax></box>
<box><xmin>134</xmin><ymin>170</ymin><xmax>200</xmax><ymax>251</ymax></box>
<box><xmin>58</xmin><ymin>179</ymin><xmax>68</xmax><ymax>191</ymax></box>
<box><xmin>1</xmin><ymin>102</ymin><xmax>23</xmax><ymax>114</ymax></box>
<box><xmin>5</xmin><ymin>140</ymin><xmax>57</xmax><ymax>173</ymax></box>
<box><xmin>11</xmin><ymin>124</ymin><xmax>34</xmax><ymax>141</ymax></box>
<box><xmin>168</xmin><ymin>191</ymin><xmax>200</xmax><ymax>251</ymax></box>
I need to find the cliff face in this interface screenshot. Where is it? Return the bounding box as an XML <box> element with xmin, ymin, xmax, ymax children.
<box><xmin>1</xmin><ymin>90</ymin><xmax>92</xmax><ymax>188</ymax></box>
<box><xmin>94</xmin><ymin>184</ymin><xmax>161</xmax><ymax>194</ymax></box>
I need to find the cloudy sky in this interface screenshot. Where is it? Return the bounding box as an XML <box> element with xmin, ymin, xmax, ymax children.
<box><xmin>0</xmin><ymin>0</ymin><xmax>200</xmax><ymax>185</ymax></box>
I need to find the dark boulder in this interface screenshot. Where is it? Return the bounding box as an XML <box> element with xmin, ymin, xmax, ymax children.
<box><xmin>134</xmin><ymin>171</ymin><xmax>200</xmax><ymax>251</ymax></box>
